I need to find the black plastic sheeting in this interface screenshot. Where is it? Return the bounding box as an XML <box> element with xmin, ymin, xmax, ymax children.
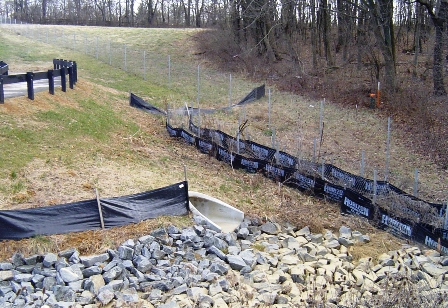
<box><xmin>164</xmin><ymin>113</ymin><xmax>448</xmax><ymax>252</ymax></box>
<box><xmin>130</xmin><ymin>93</ymin><xmax>166</xmax><ymax>115</ymax></box>
<box><xmin>0</xmin><ymin>199</ymin><xmax>101</xmax><ymax>240</ymax></box>
<box><xmin>101</xmin><ymin>182</ymin><xmax>189</xmax><ymax>228</ymax></box>
<box><xmin>130</xmin><ymin>85</ymin><xmax>265</xmax><ymax>116</ymax></box>
<box><xmin>0</xmin><ymin>181</ymin><xmax>188</xmax><ymax>240</ymax></box>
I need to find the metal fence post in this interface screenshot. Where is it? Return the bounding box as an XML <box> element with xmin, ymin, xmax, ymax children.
<box><xmin>143</xmin><ymin>50</ymin><xmax>146</xmax><ymax>80</ymax></box>
<box><xmin>108</xmin><ymin>40</ymin><xmax>111</xmax><ymax>65</ymax></box>
<box><xmin>229</xmin><ymin>74</ymin><xmax>232</xmax><ymax>108</ymax></box>
<box><xmin>373</xmin><ymin>169</ymin><xmax>378</xmax><ymax>204</ymax></box>
<box><xmin>360</xmin><ymin>150</ymin><xmax>365</xmax><ymax>177</ymax></box>
<box><xmin>197</xmin><ymin>64</ymin><xmax>200</xmax><ymax>105</ymax></box>
<box><xmin>268</xmin><ymin>88</ymin><xmax>271</xmax><ymax>130</ymax></box>
<box><xmin>168</xmin><ymin>55</ymin><xmax>171</xmax><ymax>87</ymax></box>
<box><xmin>84</xmin><ymin>34</ymin><xmax>87</xmax><ymax>55</ymax></box>
<box><xmin>385</xmin><ymin>117</ymin><xmax>391</xmax><ymax>181</ymax></box>
<box><xmin>124</xmin><ymin>44</ymin><xmax>127</xmax><ymax>71</ymax></box>
<box><xmin>319</xmin><ymin>99</ymin><xmax>324</xmax><ymax>142</ymax></box>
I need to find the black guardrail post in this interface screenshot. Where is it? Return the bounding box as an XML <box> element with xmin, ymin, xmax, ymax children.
<box><xmin>73</xmin><ymin>61</ymin><xmax>77</xmax><ymax>83</ymax></box>
<box><xmin>61</xmin><ymin>67</ymin><xmax>66</xmax><ymax>92</ymax></box>
<box><xmin>26</xmin><ymin>72</ymin><xmax>34</xmax><ymax>100</ymax></box>
<box><xmin>53</xmin><ymin>59</ymin><xmax>58</xmax><ymax>70</ymax></box>
<box><xmin>0</xmin><ymin>77</ymin><xmax>4</xmax><ymax>103</ymax></box>
<box><xmin>48</xmin><ymin>70</ymin><xmax>54</xmax><ymax>95</ymax></box>
<box><xmin>0</xmin><ymin>61</ymin><xmax>8</xmax><ymax>76</ymax></box>
<box><xmin>68</xmin><ymin>65</ymin><xmax>74</xmax><ymax>90</ymax></box>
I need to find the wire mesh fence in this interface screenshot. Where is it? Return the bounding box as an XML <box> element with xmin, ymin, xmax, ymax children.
<box><xmin>1</xmin><ymin>20</ymin><xmax>447</xmax><ymax>209</ymax></box>
<box><xmin>3</xmin><ymin>22</ymin><xmax>252</xmax><ymax>108</ymax></box>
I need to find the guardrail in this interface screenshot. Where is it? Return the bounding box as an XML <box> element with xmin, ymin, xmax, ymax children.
<box><xmin>0</xmin><ymin>61</ymin><xmax>8</xmax><ymax>75</ymax></box>
<box><xmin>0</xmin><ymin>59</ymin><xmax>77</xmax><ymax>103</ymax></box>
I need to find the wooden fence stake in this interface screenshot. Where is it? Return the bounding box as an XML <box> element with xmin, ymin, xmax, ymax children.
<box><xmin>95</xmin><ymin>188</ymin><xmax>105</xmax><ymax>229</ymax></box>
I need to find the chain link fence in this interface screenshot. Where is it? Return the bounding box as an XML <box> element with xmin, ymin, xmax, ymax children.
<box><xmin>1</xmin><ymin>19</ymin><xmax>447</xmax><ymax>210</ymax></box>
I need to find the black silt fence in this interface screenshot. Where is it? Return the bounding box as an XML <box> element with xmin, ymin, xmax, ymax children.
<box><xmin>0</xmin><ymin>181</ymin><xmax>189</xmax><ymax>240</ymax></box>
<box><xmin>164</xmin><ymin>113</ymin><xmax>448</xmax><ymax>253</ymax></box>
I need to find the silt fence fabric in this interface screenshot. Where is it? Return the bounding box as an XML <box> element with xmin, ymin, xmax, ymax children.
<box><xmin>0</xmin><ymin>181</ymin><xmax>188</xmax><ymax>240</ymax></box>
<box><xmin>159</xmin><ymin>97</ymin><xmax>448</xmax><ymax>252</ymax></box>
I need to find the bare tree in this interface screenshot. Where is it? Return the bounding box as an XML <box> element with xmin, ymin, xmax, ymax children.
<box><xmin>360</xmin><ymin>0</ymin><xmax>396</xmax><ymax>92</ymax></box>
<box><xmin>194</xmin><ymin>0</ymin><xmax>204</xmax><ymax>27</ymax></box>
<box><xmin>417</xmin><ymin>0</ymin><xmax>448</xmax><ymax>95</ymax></box>
<box><xmin>321</xmin><ymin>0</ymin><xmax>333</xmax><ymax>66</ymax></box>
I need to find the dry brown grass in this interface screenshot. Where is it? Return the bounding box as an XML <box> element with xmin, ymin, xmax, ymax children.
<box><xmin>0</xmin><ymin>26</ymin><xmax>439</xmax><ymax>265</ymax></box>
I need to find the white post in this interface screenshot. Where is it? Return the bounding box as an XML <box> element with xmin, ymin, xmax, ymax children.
<box><xmin>124</xmin><ymin>44</ymin><xmax>127</xmax><ymax>71</ymax></box>
<box><xmin>167</xmin><ymin>103</ymin><xmax>170</xmax><ymax>125</ymax></box>
<box><xmin>385</xmin><ymin>117</ymin><xmax>391</xmax><ymax>181</ymax></box>
<box><xmin>237</xmin><ymin>130</ymin><xmax>240</xmax><ymax>154</ymax></box>
<box><xmin>413</xmin><ymin>168</ymin><xmax>419</xmax><ymax>197</ymax></box>
<box><xmin>96</xmin><ymin>37</ymin><xmax>99</xmax><ymax>59</ymax></box>
<box><xmin>168</xmin><ymin>55</ymin><xmax>171</xmax><ymax>87</ymax></box>
<box><xmin>229</xmin><ymin>74</ymin><xmax>232</xmax><ymax>108</ymax></box>
<box><xmin>84</xmin><ymin>35</ymin><xmax>87</xmax><ymax>55</ymax></box>
<box><xmin>319</xmin><ymin>99</ymin><xmax>324</xmax><ymax>142</ymax></box>
<box><xmin>268</xmin><ymin>88</ymin><xmax>272</xmax><ymax>130</ymax></box>
<box><xmin>197</xmin><ymin>64</ymin><xmax>200</xmax><ymax>106</ymax></box>
<box><xmin>373</xmin><ymin>169</ymin><xmax>378</xmax><ymax>204</ymax></box>
<box><xmin>108</xmin><ymin>40</ymin><xmax>111</xmax><ymax>65</ymax></box>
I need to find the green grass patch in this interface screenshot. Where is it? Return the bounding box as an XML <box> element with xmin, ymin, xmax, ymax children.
<box><xmin>11</xmin><ymin>181</ymin><xmax>24</xmax><ymax>193</ymax></box>
<box><xmin>37</xmin><ymin>99</ymin><xmax>131</xmax><ymax>141</ymax></box>
<box><xmin>0</xmin><ymin>97</ymin><xmax>138</xmax><ymax>175</ymax></box>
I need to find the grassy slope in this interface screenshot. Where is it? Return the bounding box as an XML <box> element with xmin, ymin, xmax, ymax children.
<box><xmin>0</xmin><ymin>26</ymin><xmax>435</xmax><ymax>261</ymax></box>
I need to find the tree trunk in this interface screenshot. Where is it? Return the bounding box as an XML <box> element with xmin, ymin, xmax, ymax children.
<box><xmin>42</xmin><ymin>0</ymin><xmax>47</xmax><ymax>22</ymax></box>
<box><xmin>187</xmin><ymin>0</ymin><xmax>191</xmax><ymax>26</ymax></box>
<box><xmin>418</xmin><ymin>0</ymin><xmax>448</xmax><ymax>95</ymax></box>
<box><xmin>194</xmin><ymin>0</ymin><xmax>204</xmax><ymax>27</ymax></box>
<box><xmin>147</xmin><ymin>0</ymin><xmax>154</xmax><ymax>25</ymax></box>
<box><xmin>311</xmin><ymin>0</ymin><xmax>318</xmax><ymax>68</ymax></box>
<box><xmin>322</xmin><ymin>0</ymin><xmax>333</xmax><ymax>66</ymax></box>
<box><xmin>161</xmin><ymin>0</ymin><xmax>165</xmax><ymax>24</ymax></box>
<box><xmin>413</xmin><ymin>3</ymin><xmax>422</xmax><ymax>78</ymax></box>
<box><xmin>130</xmin><ymin>0</ymin><xmax>135</xmax><ymax>26</ymax></box>
<box><xmin>433</xmin><ymin>18</ymin><xmax>446</xmax><ymax>95</ymax></box>
<box><xmin>364</xmin><ymin>0</ymin><xmax>396</xmax><ymax>92</ymax></box>
<box><xmin>230</xmin><ymin>0</ymin><xmax>240</xmax><ymax>43</ymax></box>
